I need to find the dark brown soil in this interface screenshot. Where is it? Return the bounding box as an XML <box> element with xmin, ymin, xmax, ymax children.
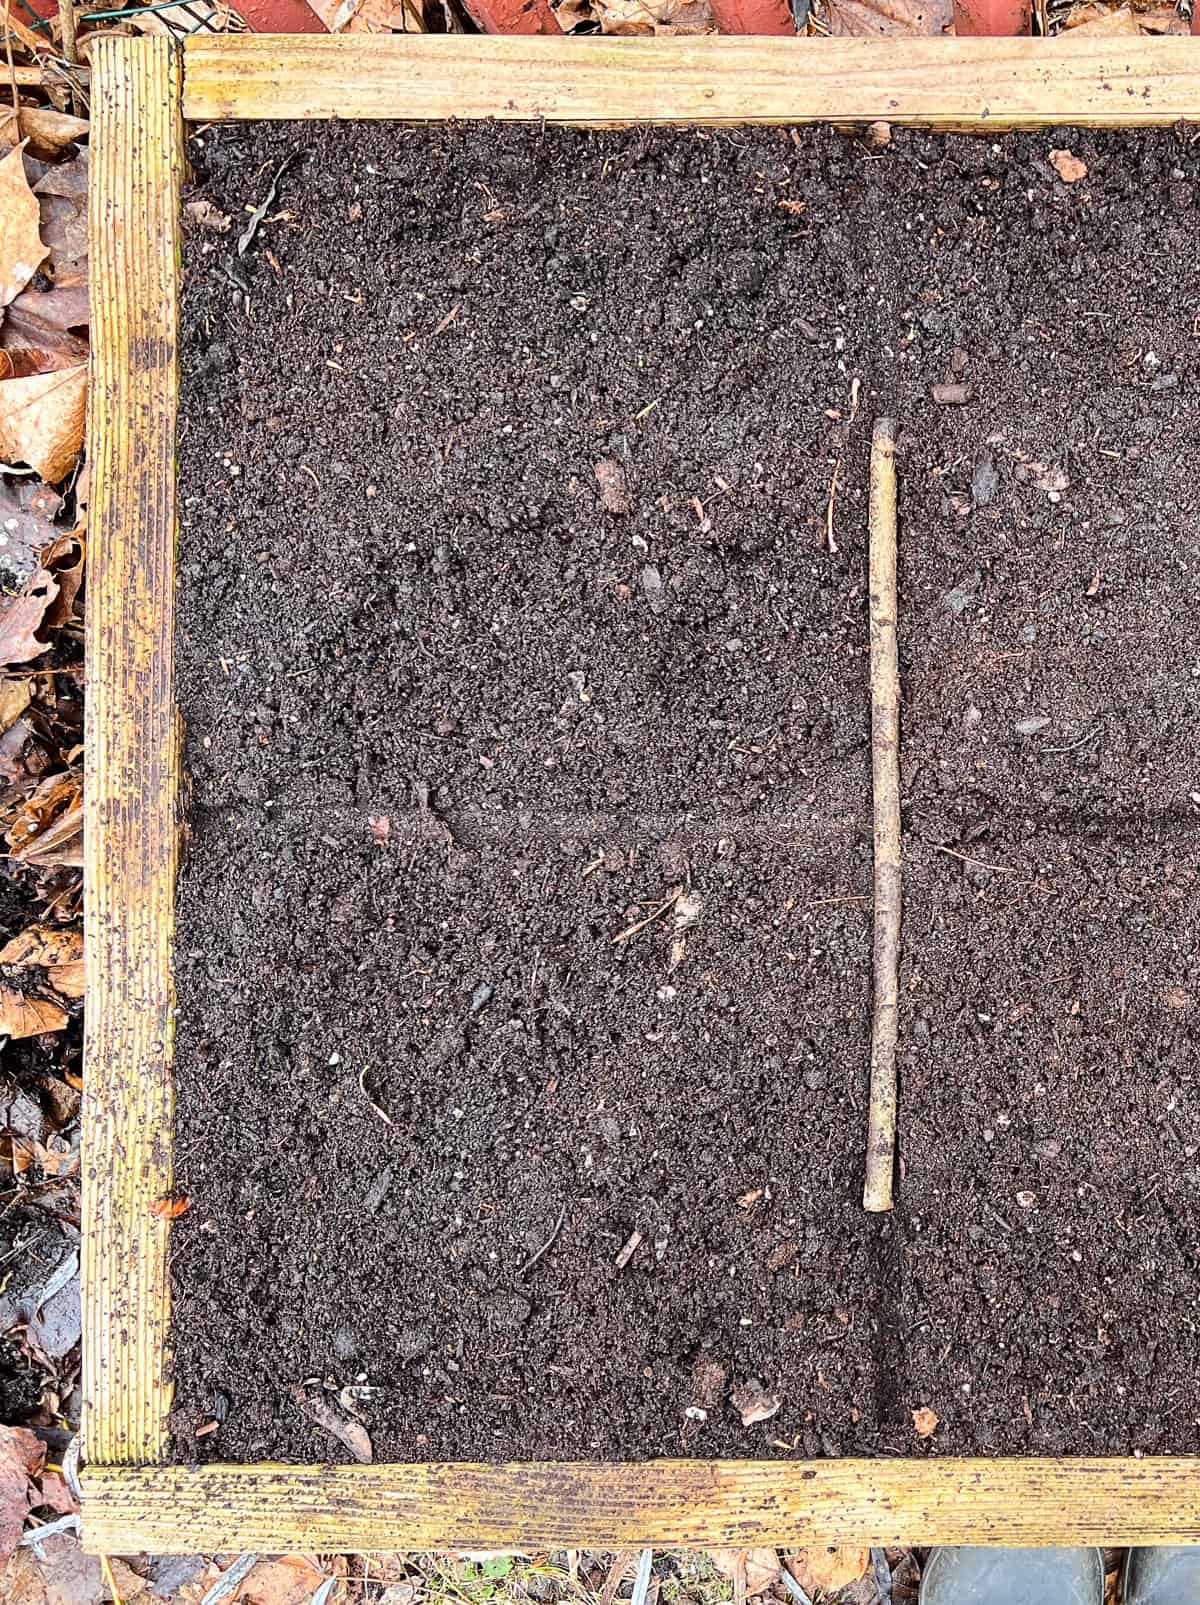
<box><xmin>172</xmin><ymin>120</ymin><xmax>1200</xmax><ymax>1464</ymax></box>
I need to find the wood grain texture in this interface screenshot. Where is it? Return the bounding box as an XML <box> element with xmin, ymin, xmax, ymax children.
<box><xmin>82</xmin><ymin>1458</ymin><xmax>1200</xmax><ymax>1553</ymax></box>
<box><xmin>83</xmin><ymin>35</ymin><xmax>183</xmax><ymax>1467</ymax></box>
<box><xmin>182</xmin><ymin>34</ymin><xmax>1200</xmax><ymax>126</ymax></box>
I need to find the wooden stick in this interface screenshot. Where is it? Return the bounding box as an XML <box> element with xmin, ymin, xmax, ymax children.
<box><xmin>83</xmin><ymin>35</ymin><xmax>184</xmax><ymax>1465</ymax></box>
<box><xmin>181</xmin><ymin>35</ymin><xmax>1200</xmax><ymax>129</ymax></box>
<box><xmin>81</xmin><ymin>1456</ymin><xmax>1200</xmax><ymax>1552</ymax></box>
<box><xmin>863</xmin><ymin>417</ymin><xmax>901</xmax><ymax>1214</ymax></box>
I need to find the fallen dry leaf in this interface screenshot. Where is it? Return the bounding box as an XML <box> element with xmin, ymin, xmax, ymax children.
<box><xmin>149</xmin><ymin>1193</ymin><xmax>192</xmax><ymax>1220</ymax></box>
<box><xmin>5</xmin><ymin>770</ymin><xmax>80</xmax><ymax>855</ymax></box>
<box><xmin>33</xmin><ymin>1469</ymin><xmax>77</xmax><ymax>1517</ymax></box>
<box><xmin>0</xmin><ymin>365</ymin><xmax>86</xmax><ymax>482</ymax></box>
<box><xmin>559</xmin><ymin>0</ymin><xmax>712</xmax><ymax>30</ymax></box>
<box><xmin>0</xmin><ymin>992</ymin><xmax>66</xmax><ymax>1039</ymax></box>
<box><xmin>0</xmin><ymin>145</ymin><xmax>48</xmax><ymax>310</ymax></box>
<box><xmin>0</xmin><ymin>678</ymin><xmax>30</xmax><ymax>734</ymax></box>
<box><xmin>730</xmin><ymin>1378</ymin><xmax>782</xmax><ymax>1426</ymax></box>
<box><xmin>709</xmin><ymin>1550</ymin><xmax>780</xmax><ymax>1598</ymax></box>
<box><xmin>1061</xmin><ymin>2</ymin><xmax>1139</xmax><ymax>31</ymax></box>
<box><xmin>1049</xmin><ymin>148</ymin><xmax>1088</xmax><ymax>184</ymax></box>
<box><xmin>0</xmin><ymin>924</ymin><xmax>83</xmax><ymax>1022</ymax></box>
<box><xmin>225</xmin><ymin>1555</ymin><xmax>341</xmax><ymax>1605</ymax></box>
<box><xmin>912</xmin><ymin>1405</ymin><xmax>940</xmax><ymax>1438</ymax></box>
<box><xmin>34</xmin><ymin>193</ymin><xmax>86</xmax><ymax>293</ymax></box>
<box><xmin>786</xmin><ymin>1547</ymin><xmax>871</xmax><ymax>1598</ymax></box>
<box><xmin>6</xmin><ymin>1133</ymin><xmax>79</xmax><ymax>1176</ymax></box>
<box><xmin>39</xmin><ymin>531</ymin><xmax>83</xmax><ymax>630</ymax></box>
<box><xmin>0</xmin><ymin>1424</ymin><xmax>45</xmax><ymax>1563</ymax></box>
<box><xmin>0</xmin><ymin>308</ymin><xmax>88</xmax><ymax>374</ymax></box>
<box><xmin>292</xmin><ymin>1383</ymin><xmax>374</xmax><ymax>1462</ymax></box>
<box><xmin>594</xmin><ymin>456</ymin><xmax>631</xmax><ymax>514</ymax></box>
<box><xmin>184</xmin><ymin>198</ymin><xmax>233</xmax><ymax>233</ymax></box>
<box><xmin>0</xmin><ymin>568</ymin><xmax>58</xmax><ymax>666</ymax></box>
<box><xmin>8</xmin><ymin>285</ymin><xmax>88</xmax><ymax>334</ymax></box>
<box><xmin>0</xmin><ymin>109</ymin><xmax>89</xmax><ymax>159</ymax></box>
<box><xmin>11</xmin><ymin>794</ymin><xmax>83</xmax><ymax>868</ymax></box>
<box><xmin>2</xmin><ymin>1532</ymin><xmax>101</xmax><ymax>1605</ymax></box>
<box><xmin>0</xmin><ymin>923</ymin><xmax>81</xmax><ymax>972</ymax></box>
<box><xmin>824</xmin><ymin>0</ymin><xmax>950</xmax><ymax>35</ymax></box>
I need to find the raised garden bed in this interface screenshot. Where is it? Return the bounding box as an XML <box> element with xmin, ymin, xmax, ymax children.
<box><xmin>81</xmin><ymin>31</ymin><xmax>1200</xmax><ymax>1556</ymax></box>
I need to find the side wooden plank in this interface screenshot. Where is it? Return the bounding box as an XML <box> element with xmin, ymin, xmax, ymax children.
<box><xmin>182</xmin><ymin>34</ymin><xmax>1200</xmax><ymax>127</ymax></box>
<box><xmin>83</xmin><ymin>34</ymin><xmax>184</xmax><ymax>1467</ymax></box>
<box><xmin>83</xmin><ymin>1458</ymin><xmax>1200</xmax><ymax>1553</ymax></box>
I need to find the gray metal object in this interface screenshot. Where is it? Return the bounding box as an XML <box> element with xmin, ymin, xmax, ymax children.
<box><xmin>1126</xmin><ymin>1548</ymin><xmax>1200</xmax><ymax>1605</ymax></box>
<box><xmin>922</xmin><ymin>1548</ymin><xmax>1104</xmax><ymax>1605</ymax></box>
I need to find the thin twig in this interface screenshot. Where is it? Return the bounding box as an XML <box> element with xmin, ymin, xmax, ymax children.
<box><xmin>925</xmin><ymin>840</ymin><xmax>1023</xmax><ymax>877</ymax></box>
<box><xmin>611</xmin><ymin>886</ymin><xmax>680</xmax><ymax>946</ymax></box>
<box><xmin>598</xmin><ymin>1551</ymin><xmax>636</xmax><ymax>1605</ymax></box>
<box><xmin>56</xmin><ymin>0</ymin><xmax>81</xmax><ymax>116</ymax></box>
<box><xmin>519</xmin><ymin>1202</ymin><xmax>566</xmax><ymax>1277</ymax></box>
<box><xmin>100</xmin><ymin>1556</ymin><xmax>123</xmax><ymax>1605</ymax></box>
<box><xmin>863</xmin><ymin>417</ymin><xmax>901</xmax><ymax>1215</ymax></box>
<box><xmin>2</xmin><ymin>0</ymin><xmax>19</xmax><ymax>126</ymax></box>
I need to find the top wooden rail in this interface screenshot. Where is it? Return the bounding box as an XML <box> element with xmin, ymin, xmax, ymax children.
<box><xmin>180</xmin><ymin>33</ymin><xmax>1200</xmax><ymax>128</ymax></box>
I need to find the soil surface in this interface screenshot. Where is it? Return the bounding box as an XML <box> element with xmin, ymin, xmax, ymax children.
<box><xmin>172</xmin><ymin>121</ymin><xmax>1200</xmax><ymax>1464</ymax></box>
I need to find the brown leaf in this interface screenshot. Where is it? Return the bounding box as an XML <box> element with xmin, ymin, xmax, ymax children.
<box><xmin>580</xmin><ymin>0</ymin><xmax>714</xmax><ymax>31</ymax></box>
<box><xmin>912</xmin><ymin>1405</ymin><xmax>940</xmax><ymax>1437</ymax></box>
<box><xmin>6</xmin><ymin>1133</ymin><xmax>78</xmax><ymax>1175</ymax></box>
<box><xmin>292</xmin><ymin>1383</ymin><xmax>374</xmax><ymax>1462</ymax></box>
<box><xmin>825</xmin><ymin>0</ymin><xmax>950</xmax><ymax>35</ymax></box>
<box><xmin>1062</xmin><ymin>2</ymin><xmax>1140</xmax><ymax>31</ymax></box>
<box><xmin>0</xmin><ymin>366</ymin><xmax>86</xmax><ymax>482</ymax></box>
<box><xmin>0</xmin><ymin>1424</ymin><xmax>45</xmax><ymax>1564</ymax></box>
<box><xmin>730</xmin><ymin>1378</ymin><xmax>782</xmax><ymax>1426</ymax></box>
<box><xmin>224</xmin><ymin>1556</ymin><xmax>334</xmax><ymax>1605</ymax></box>
<box><xmin>1049</xmin><ymin>148</ymin><xmax>1088</xmax><ymax>184</ymax></box>
<box><xmin>38</xmin><ymin>531</ymin><xmax>83</xmax><ymax>630</ymax></box>
<box><xmin>33</xmin><ymin>194</ymin><xmax>85</xmax><ymax>292</ymax></box>
<box><xmin>0</xmin><ymin>678</ymin><xmax>30</xmax><ymax>734</ymax></box>
<box><xmin>5</xmin><ymin>769</ymin><xmax>78</xmax><ymax>849</ymax></box>
<box><xmin>149</xmin><ymin>1193</ymin><xmax>192</xmax><ymax>1220</ymax></box>
<box><xmin>0</xmin><ymin>109</ymin><xmax>89</xmax><ymax>160</ymax></box>
<box><xmin>184</xmin><ymin>198</ymin><xmax>232</xmax><ymax>234</ymax></box>
<box><xmin>0</xmin><ymin>568</ymin><xmax>58</xmax><ymax>666</ymax></box>
<box><xmin>33</xmin><ymin>1469</ymin><xmax>78</xmax><ymax>1517</ymax></box>
<box><xmin>0</xmin><ymin>1545</ymin><xmax>49</xmax><ymax>1605</ymax></box>
<box><xmin>0</xmin><ymin>991</ymin><xmax>68</xmax><ymax>1039</ymax></box>
<box><xmin>1</xmin><ymin>1532</ymin><xmax>101</xmax><ymax>1605</ymax></box>
<box><xmin>0</xmin><ymin>144</ymin><xmax>48</xmax><ymax>310</ymax></box>
<box><xmin>11</xmin><ymin>795</ymin><xmax>82</xmax><ymax>867</ymax></box>
<box><xmin>786</xmin><ymin>1548</ymin><xmax>871</xmax><ymax>1598</ymax></box>
<box><xmin>2</xmin><ymin>297</ymin><xmax>89</xmax><ymax>374</ymax></box>
<box><xmin>7</xmin><ymin>285</ymin><xmax>88</xmax><ymax>333</ymax></box>
<box><xmin>709</xmin><ymin>1551</ymin><xmax>780</xmax><ymax>1598</ymax></box>
<box><xmin>0</xmin><ymin>924</ymin><xmax>81</xmax><ymax>971</ymax></box>
<box><xmin>594</xmin><ymin>457</ymin><xmax>632</xmax><ymax>514</ymax></box>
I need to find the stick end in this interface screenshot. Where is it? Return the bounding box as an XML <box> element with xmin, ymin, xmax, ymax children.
<box><xmin>872</xmin><ymin>416</ymin><xmax>898</xmax><ymax>450</ymax></box>
<box><xmin>862</xmin><ymin>1183</ymin><xmax>895</xmax><ymax>1214</ymax></box>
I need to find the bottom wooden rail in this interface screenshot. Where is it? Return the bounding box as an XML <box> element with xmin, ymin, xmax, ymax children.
<box><xmin>82</xmin><ymin>1458</ymin><xmax>1200</xmax><ymax>1553</ymax></box>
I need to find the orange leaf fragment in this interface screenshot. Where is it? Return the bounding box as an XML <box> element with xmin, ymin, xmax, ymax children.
<box><xmin>149</xmin><ymin>1193</ymin><xmax>192</xmax><ymax>1220</ymax></box>
<box><xmin>1049</xmin><ymin>149</ymin><xmax>1088</xmax><ymax>184</ymax></box>
<box><xmin>913</xmin><ymin>1405</ymin><xmax>940</xmax><ymax>1438</ymax></box>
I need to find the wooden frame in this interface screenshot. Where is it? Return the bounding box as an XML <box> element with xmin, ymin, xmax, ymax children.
<box><xmin>83</xmin><ymin>29</ymin><xmax>1200</xmax><ymax>1556</ymax></box>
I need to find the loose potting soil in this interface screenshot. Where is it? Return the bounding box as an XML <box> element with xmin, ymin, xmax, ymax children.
<box><xmin>171</xmin><ymin>121</ymin><xmax>1200</xmax><ymax>1464</ymax></box>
